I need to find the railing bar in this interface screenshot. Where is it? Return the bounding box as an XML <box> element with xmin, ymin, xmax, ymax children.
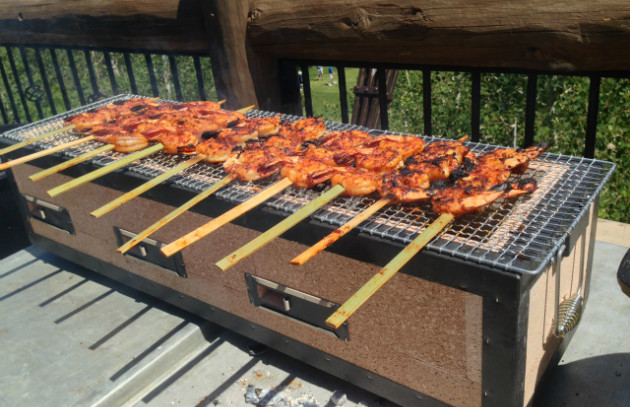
<box><xmin>19</xmin><ymin>46</ymin><xmax>44</xmax><ymax>119</ymax></box>
<box><xmin>524</xmin><ymin>73</ymin><xmax>538</xmax><ymax>147</ymax></box>
<box><xmin>584</xmin><ymin>74</ymin><xmax>601</xmax><ymax>159</ymax></box>
<box><xmin>168</xmin><ymin>55</ymin><xmax>183</xmax><ymax>101</ymax></box>
<box><xmin>0</xmin><ymin>50</ymin><xmax>21</xmax><ymax>122</ymax></box>
<box><xmin>34</xmin><ymin>48</ymin><xmax>57</xmax><ymax>115</ymax></box>
<box><xmin>338</xmin><ymin>66</ymin><xmax>349</xmax><ymax>124</ymax></box>
<box><xmin>7</xmin><ymin>47</ymin><xmax>32</xmax><ymax>122</ymax></box>
<box><xmin>301</xmin><ymin>64</ymin><xmax>313</xmax><ymax>117</ymax></box>
<box><xmin>83</xmin><ymin>49</ymin><xmax>100</xmax><ymax>96</ymax></box>
<box><xmin>0</xmin><ymin>92</ymin><xmax>8</xmax><ymax>124</ymax></box>
<box><xmin>422</xmin><ymin>69</ymin><xmax>432</xmax><ymax>137</ymax></box>
<box><xmin>123</xmin><ymin>52</ymin><xmax>138</xmax><ymax>95</ymax></box>
<box><xmin>66</xmin><ymin>48</ymin><xmax>86</xmax><ymax>105</ymax></box>
<box><xmin>193</xmin><ymin>55</ymin><xmax>207</xmax><ymax>101</ymax></box>
<box><xmin>471</xmin><ymin>71</ymin><xmax>481</xmax><ymax>142</ymax></box>
<box><xmin>50</xmin><ymin>48</ymin><xmax>72</xmax><ymax>111</ymax></box>
<box><xmin>144</xmin><ymin>53</ymin><xmax>159</xmax><ymax>97</ymax></box>
<box><xmin>103</xmin><ymin>51</ymin><xmax>119</xmax><ymax>95</ymax></box>
<box><xmin>377</xmin><ymin>68</ymin><xmax>389</xmax><ymax>130</ymax></box>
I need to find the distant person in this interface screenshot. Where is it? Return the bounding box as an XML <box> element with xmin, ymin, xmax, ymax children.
<box><xmin>317</xmin><ymin>66</ymin><xmax>323</xmax><ymax>81</ymax></box>
<box><xmin>328</xmin><ymin>66</ymin><xmax>334</xmax><ymax>83</ymax></box>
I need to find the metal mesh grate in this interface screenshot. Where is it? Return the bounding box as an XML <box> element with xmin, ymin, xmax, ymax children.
<box><xmin>1</xmin><ymin>95</ymin><xmax>615</xmax><ymax>275</ymax></box>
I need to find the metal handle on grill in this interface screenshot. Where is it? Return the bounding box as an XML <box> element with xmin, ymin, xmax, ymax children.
<box><xmin>554</xmin><ymin>237</ymin><xmax>587</xmax><ymax>337</ymax></box>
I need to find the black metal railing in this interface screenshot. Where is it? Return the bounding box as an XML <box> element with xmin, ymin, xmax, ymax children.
<box><xmin>2</xmin><ymin>45</ymin><xmax>628</xmax><ymax>161</ymax></box>
<box><xmin>0</xmin><ymin>44</ymin><xmax>217</xmax><ymax>129</ymax></box>
<box><xmin>292</xmin><ymin>60</ymin><xmax>630</xmax><ymax>159</ymax></box>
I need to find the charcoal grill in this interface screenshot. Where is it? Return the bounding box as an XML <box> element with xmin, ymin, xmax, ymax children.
<box><xmin>1</xmin><ymin>95</ymin><xmax>615</xmax><ymax>407</ymax></box>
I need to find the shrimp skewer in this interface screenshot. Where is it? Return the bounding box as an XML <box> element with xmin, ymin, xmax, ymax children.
<box><xmin>431</xmin><ymin>143</ymin><xmax>550</xmax><ymax>216</ymax></box>
<box><xmin>292</xmin><ymin>138</ymin><xmax>469</xmax><ymax>265</ymax></box>
<box><xmin>161</xmin><ymin>118</ymin><xmax>334</xmax><ymax>257</ymax></box>
<box><xmin>325</xmin><ymin>142</ymin><xmax>551</xmax><ymax>330</ymax></box>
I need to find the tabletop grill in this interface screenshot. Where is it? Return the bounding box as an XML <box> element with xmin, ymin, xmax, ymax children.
<box><xmin>1</xmin><ymin>95</ymin><xmax>615</xmax><ymax>407</ymax></box>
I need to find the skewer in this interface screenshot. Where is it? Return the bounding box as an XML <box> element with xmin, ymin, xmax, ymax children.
<box><xmin>0</xmin><ymin>125</ymin><xmax>75</xmax><ymax>156</ymax></box>
<box><xmin>90</xmin><ymin>154</ymin><xmax>206</xmax><ymax>218</ymax></box>
<box><xmin>117</xmin><ymin>174</ymin><xmax>236</xmax><ymax>254</ymax></box>
<box><xmin>325</xmin><ymin>212</ymin><xmax>455</xmax><ymax>329</ymax></box>
<box><xmin>215</xmin><ymin>184</ymin><xmax>346</xmax><ymax>271</ymax></box>
<box><xmin>46</xmin><ymin>143</ymin><xmax>165</xmax><ymax>197</ymax></box>
<box><xmin>0</xmin><ymin>135</ymin><xmax>96</xmax><ymax>171</ymax></box>
<box><xmin>290</xmin><ymin>197</ymin><xmax>391</xmax><ymax>265</ymax></box>
<box><xmin>160</xmin><ymin>177</ymin><xmax>293</xmax><ymax>257</ymax></box>
<box><xmin>28</xmin><ymin>144</ymin><xmax>116</xmax><ymax>181</ymax></box>
<box><xmin>291</xmin><ymin>135</ymin><xmax>473</xmax><ymax>265</ymax></box>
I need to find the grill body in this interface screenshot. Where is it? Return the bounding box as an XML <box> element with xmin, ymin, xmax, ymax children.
<box><xmin>0</xmin><ymin>96</ymin><xmax>612</xmax><ymax>407</ymax></box>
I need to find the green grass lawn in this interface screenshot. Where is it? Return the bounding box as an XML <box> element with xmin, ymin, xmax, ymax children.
<box><xmin>303</xmin><ymin>66</ymin><xmax>359</xmax><ymax>122</ymax></box>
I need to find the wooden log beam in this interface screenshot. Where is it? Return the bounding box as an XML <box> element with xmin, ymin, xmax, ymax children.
<box><xmin>246</xmin><ymin>0</ymin><xmax>630</xmax><ymax>72</ymax></box>
<box><xmin>0</xmin><ymin>0</ymin><xmax>209</xmax><ymax>52</ymax></box>
<box><xmin>1</xmin><ymin>1</ymin><xmax>627</xmax><ymax>72</ymax></box>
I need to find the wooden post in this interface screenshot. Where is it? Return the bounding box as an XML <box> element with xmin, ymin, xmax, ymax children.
<box><xmin>201</xmin><ymin>0</ymin><xmax>258</xmax><ymax>111</ymax></box>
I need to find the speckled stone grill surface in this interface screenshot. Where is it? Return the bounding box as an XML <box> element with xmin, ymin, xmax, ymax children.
<box><xmin>1</xmin><ymin>95</ymin><xmax>615</xmax><ymax>275</ymax></box>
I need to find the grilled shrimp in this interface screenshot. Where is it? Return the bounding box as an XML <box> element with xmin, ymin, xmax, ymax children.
<box><xmin>378</xmin><ymin>139</ymin><xmax>473</xmax><ymax>203</ymax></box>
<box><xmin>353</xmin><ymin>147</ymin><xmax>406</xmax><ymax>172</ymax></box>
<box><xmin>223</xmin><ymin>135</ymin><xmax>302</xmax><ymax>181</ymax></box>
<box><xmin>279</xmin><ymin>157</ymin><xmax>337</xmax><ymax>188</ymax></box>
<box><xmin>223</xmin><ymin>147</ymin><xmax>287</xmax><ymax>181</ymax></box>
<box><xmin>431</xmin><ymin>143</ymin><xmax>550</xmax><ymax>216</ymax></box>
<box><xmin>65</xmin><ymin>98</ymin><xmax>158</xmax><ymax>132</ymax></box>
<box><xmin>158</xmin><ymin>131</ymin><xmax>200</xmax><ymax>155</ymax></box>
<box><xmin>109</xmin><ymin>133</ymin><xmax>149</xmax><ymax>153</ymax></box>
<box><xmin>278</xmin><ymin>117</ymin><xmax>327</xmax><ymax>142</ymax></box>
<box><xmin>196</xmin><ymin>139</ymin><xmax>239</xmax><ymax>163</ymax></box>
<box><xmin>216</xmin><ymin>126</ymin><xmax>259</xmax><ymax>144</ymax></box>
<box><xmin>361</xmin><ymin>134</ymin><xmax>426</xmax><ymax>159</ymax></box>
<box><xmin>319</xmin><ymin>130</ymin><xmax>372</xmax><ymax>150</ymax></box>
<box><xmin>329</xmin><ymin>167</ymin><xmax>382</xmax><ymax>196</ymax></box>
<box><xmin>240</xmin><ymin>116</ymin><xmax>282</xmax><ymax>137</ymax></box>
<box><xmin>431</xmin><ymin>178</ymin><xmax>538</xmax><ymax>216</ymax></box>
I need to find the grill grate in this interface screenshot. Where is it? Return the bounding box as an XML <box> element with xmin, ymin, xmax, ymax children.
<box><xmin>1</xmin><ymin>95</ymin><xmax>615</xmax><ymax>275</ymax></box>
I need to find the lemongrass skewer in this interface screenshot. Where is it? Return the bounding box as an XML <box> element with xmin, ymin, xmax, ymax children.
<box><xmin>215</xmin><ymin>184</ymin><xmax>346</xmax><ymax>271</ymax></box>
<box><xmin>47</xmin><ymin>143</ymin><xmax>164</xmax><ymax>197</ymax></box>
<box><xmin>29</xmin><ymin>144</ymin><xmax>116</xmax><ymax>181</ymax></box>
<box><xmin>0</xmin><ymin>135</ymin><xmax>95</xmax><ymax>171</ymax></box>
<box><xmin>291</xmin><ymin>197</ymin><xmax>391</xmax><ymax>265</ymax></box>
<box><xmin>161</xmin><ymin>177</ymin><xmax>293</xmax><ymax>257</ymax></box>
<box><xmin>117</xmin><ymin>174</ymin><xmax>236</xmax><ymax>254</ymax></box>
<box><xmin>90</xmin><ymin>154</ymin><xmax>206</xmax><ymax>218</ymax></box>
<box><xmin>0</xmin><ymin>125</ymin><xmax>75</xmax><ymax>156</ymax></box>
<box><xmin>325</xmin><ymin>213</ymin><xmax>454</xmax><ymax>329</ymax></box>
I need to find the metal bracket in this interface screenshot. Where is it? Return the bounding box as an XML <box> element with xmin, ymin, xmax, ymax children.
<box><xmin>245</xmin><ymin>273</ymin><xmax>349</xmax><ymax>340</ymax></box>
<box><xmin>23</xmin><ymin>195</ymin><xmax>75</xmax><ymax>235</ymax></box>
<box><xmin>114</xmin><ymin>227</ymin><xmax>187</xmax><ymax>278</ymax></box>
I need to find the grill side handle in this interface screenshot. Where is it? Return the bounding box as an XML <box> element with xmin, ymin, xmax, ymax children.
<box><xmin>554</xmin><ymin>239</ymin><xmax>586</xmax><ymax>337</ymax></box>
<box><xmin>244</xmin><ymin>273</ymin><xmax>349</xmax><ymax>341</ymax></box>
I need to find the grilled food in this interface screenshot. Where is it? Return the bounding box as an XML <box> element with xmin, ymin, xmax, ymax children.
<box><xmin>64</xmin><ymin>98</ymin><xmax>548</xmax><ymax>218</ymax></box>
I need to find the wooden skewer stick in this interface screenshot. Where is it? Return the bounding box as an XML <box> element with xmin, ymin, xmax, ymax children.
<box><xmin>215</xmin><ymin>184</ymin><xmax>346</xmax><ymax>271</ymax></box>
<box><xmin>0</xmin><ymin>135</ymin><xmax>95</xmax><ymax>171</ymax></box>
<box><xmin>46</xmin><ymin>143</ymin><xmax>164</xmax><ymax>197</ymax></box>
<box><xmin>236</xmin><ymin>105</ymin><xmax>256</xmax><ymax>114</ymax></box>
<box><xmin>325</xmin><ymin>213</ymin><xmax>455</xmax><ymax>329</ymax></box>
<box><xmin>29</xmin><ymin>144</ymin><xmax>115</xmax><ymax>181</ymax></box>
<box><xmin>291</xmin><ymin>197</ymin><xmax>392</xmax><ymax>265</ymax></box>
<box><xmin>161</xmin><ymin>177</ymin><xmax>293</xmax><ymax>257</ymax></box>
<box><xmin>90</xmin><ymin>154</ymin><xmax>206</xmax><ymax>218</ymax></box>
<box><xmin>0</xmin><ymin>124</ymin><xmax>75</xmax><ymax>156</ymax></box>
<box><xmin>117</xmin><ymin>174</ymin><xmax>236</xmax><ymax>254</ymax></box>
